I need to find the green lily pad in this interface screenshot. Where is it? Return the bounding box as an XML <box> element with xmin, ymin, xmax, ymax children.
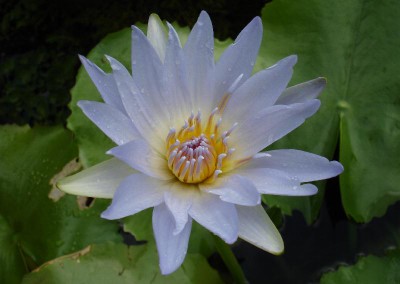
<box><xmin>320</xmin><ymin>250</ymin><xmax>400</xmax><ymax>283</ymax></box>
<box><xmin>22</xmin><ymin>242</ymin><xmax>223</xmax><ymax>284</ymax></box>
<box><xmin>259</xmin><ymin>0</ymin><xmax>400</xmax><ymax>222</ymax></box>
<box><xmin>0</xmin><ymin>125</ymin><xmax>120</xmax><ymax>284</ymax></box>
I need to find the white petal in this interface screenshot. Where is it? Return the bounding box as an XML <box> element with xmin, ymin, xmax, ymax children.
<box><xmin>131</xmin><ymin>26</ymin><xmax>167</xmax><ymax>119</ymax></box>
<box><xmin>57</xmin><ymin>158</ymin><xmax>134</xmax><ymax>198</ymax></box>
<box><xmin>107</xmin><ymin>139</ymin><xmax>173</xmax><ymax>180</ymax></box>
<box><xmin>237</xmin><ymin>205</ymin><xmax>283</xmax><ymax>254</ymax></box>
<box><xmin>200</xmin><ymin>175</ymin><xmax>260</xmax><ymax>206</ymax></box>
<box><xmin>238</xmin><ymin>168</ymin><xmax>318</xmax><ymax>196</ymax></box>
<box><xmin>101</xmin><ymin>173</ymin><xmax>165</xmax><ymax>219</ymax></box>
<box><xmin>77</xmin><ymin>100</ymin><xmax>139</xmax><ymax>145</ymax></box>
<box><xmin>189</xmin><ymin>191</ymin><xmax>238</xmax><ymax>243</ymax></box>
<box><xmin>212</xmin><ymin>17</ymin><xmax>262</xmax><ymax>107</ymax></box>
<box><xmin>106</xmin><ymin>56</ymin><xmax>168</xmax><ymax>151</ymax></box>
<box><xmin>276</xmin><ymin>77</ymin><xmax>326</xmax><ymax>105</ymax></box>
<box><xmin>230</xmin><ymin>100</ymin><xmax>321</xmax><ymax>161</ymax></box>
<box><xmin>183</xmin><ymin>11</ymin><xmax>215</xmax><ymax>113</ymax></box>
<box><xmin>78</xmin><ymin>55</ymin><xmax>125</xmax><ymax>112</ymax></box>
<box><xmin>163</xmin><ymin>23</ymin><xmax>192</xmax><ymax>123</ymax></box>
<box><xmin>147</xmin><ymin>14</ymin><xmax>167</xmax><ymax>61</ymax></box>
<box><xmin>153</xmin><ymin>203</ymin><xmax>192</xmax><ymax>275</ymax></box>
<box><xmin>245</xmin><ymin>149</ymin><xmax>344</xmax><ymax>182</ymax></box>
<box><xmin>164</xmin><ymin>182</ymin><xmax>196</xmax><ymax>235</ymax></box>
<box><xmin>223</xmin><ymin>56</ymin><xmax>297</xmax><ymax>128</ymax></box>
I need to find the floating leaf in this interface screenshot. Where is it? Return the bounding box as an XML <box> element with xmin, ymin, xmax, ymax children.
<box><xmin>320</xmin><ymin>250</ymin><xmax>400</xmax><ymax>283</ymax></box>
<box><xmin>0</xmin><ymin>125</ymin><xmax>120</xmax><ymax>283</ymax></box>
<box><xmin>259</xmin><ymin>0</ymin><xmax>400</xmax><ymax>222</ymax></box>
<box><xmin>22</xmin><ymin>243</ymin><xmax>223</xmax><ymax>284</ymax></box>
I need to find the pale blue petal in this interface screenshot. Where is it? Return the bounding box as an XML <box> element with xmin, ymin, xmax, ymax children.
<box><xmin>164</xmin><ymin>183</ymin><xmax>196</xmax><ymax>235</ymax></box>
<box><xmin>107</xmin><ymin>139</ymin><xmax>174</xmax><ymax>180</ymax></box>
<box><xmin>101</xmin><ymin>173</ymin><xmax>165</xmax><ymax>220</ymax></box>
<box><xmin>78</xmin><ymin>55</ymin><xmax>125</xmax><ymax>112</ymax></box>
<box><xmin>230</xmin><ymin>100</ymin><xmax>321</xmax><ymax>161</ymax></box>
<box><xmin>212</xmin><ymin>17</ymin><xmax>262</xmax><ymax>108</ymax></box>
<box><xmin>131</xmin><ymin>26</ymin><xmax>166</xmax><ymax>110</ymax></box>
<box><xmin>222</xmin><ymin>56</ymin><xmax>297</xmax><ymax>129</ymax></box>
<box><xmin>183</xmin><ymin>11</ymin><xmax>215</xmax><ymax>113</ymax></box>
<box><xmin>189</xmin><ymin>192</ymin><xmax>238</xmax><ymax>243</ymax></box>
<box><xmin>153</xmin><ymin>203</ymin><xmax>192</xmax><ymax>275</ymax></box>
<box><xmin>238</xmin><ymin>167</ymin><xmax>318</xmax><ymax>196</ymax></box>
<box><xmin>106</xmin><ymin>56</ymin><xmax>169</xmax><ymax>151</ymax></box>
<box><xmin>276</xmin><ymin>77</ymin><xmax>326</xmax><ymax>105</ymax></box>
<box><xmin>245</xmin><ymin>149</ymin><xmax>344</xmax><ymax>182</ymax></box>
<box><xmin>201</xmin><ymin>174</ymin><xmax>261</xmax><ymax>206</ymax></box>
<box><xmin>77</xmin><ymin>100</ymin><xmax>139</xmax><ymax>145</ymax></box>
<box><xmin>163</xmin><ymin>23</ymin><xmax>192</xmax><ymax>123</ymax></box>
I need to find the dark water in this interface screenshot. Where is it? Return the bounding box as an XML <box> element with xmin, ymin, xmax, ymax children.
<box><xmin>234</xmin><ymin>194</ymin><xmax>400</xmax><ymax>284</ymax></box>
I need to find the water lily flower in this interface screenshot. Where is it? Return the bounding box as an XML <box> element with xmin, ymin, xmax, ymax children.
<box><xmin>58</xmin><ymin>11</ymin><xmax>343</xmax><ymax>275</ymax></box>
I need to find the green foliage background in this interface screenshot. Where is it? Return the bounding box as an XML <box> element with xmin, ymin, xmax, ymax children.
<box><xmin>1</xmin><ymin>0</ymin><xmax>400</xmax><ymax>283</ymax></box>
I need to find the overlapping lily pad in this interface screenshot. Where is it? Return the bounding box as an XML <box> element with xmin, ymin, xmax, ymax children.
<box><xmin>259</xmin><ymin>0</ymin><xmax>400</xmax><ymax>222</ymax></box>
<box><xmin>0</xmin><ymin>125</ymin><xmax>120</xmax><ymax>283</ymax></box>
<box><xmin>320</xmin><ymin>250</ymin><xmax>400</xmax><ymax>283</ymax></box>
<box><xmin>22</xmin><ymin>243</ymin><xmax>223</xmax><ymax>284</ymax></box>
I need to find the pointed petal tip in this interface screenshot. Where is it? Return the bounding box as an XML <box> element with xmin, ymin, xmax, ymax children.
<box><xmin>223</xmin><ymin>234</ymin><xmax>238</xmax><ymax>245</ymax></box>
<box><xmin>100</xmin><ymin>205</ymin><xmax>128</xmax><ymax>220</ymax></box>
<box><xmin>100</xmin><ymin>209</ymin><xmax>119</xmax><ymax>220</ymax></box>
<box><xmin>251</xmin><ymin>16</ymin><xmax>262</xmax><ymax>25</ymax></box>
<box><xmin>131</xmin><ymin>25</ymin><xmax>145</xmax><ymax>36</ymax></box>
<box><xmin>318</xmin><ymin>76</ymin><xmax>327</xmax><ymax>84</ymax></box>
<box><xmin>78</xmin><ymin>54</ymin><xmax>86</xmax><ymax>62</ymax></box>
<box><xmin>160</xmin><ymin>263</ymin><xmax>180</xmax><ymax>275</ymax></box>
<box><xmin>313</xmin><ymin>76</ymin><xmax>327</xmax><ymax>89</ymax></box>
<box><xmin>76</xmin><ymin>100</ymin><xmax>88</xmax><ymax>109</ymax></box>
<box><xmin>269</xmin><ymin>244</ymin><xmax>285</xmax><ymax>255</ymax></box>
<box><xmin>149</xmin><ymin>13</ymin><xmax>162</xmax><ymax>22</ymax></box>
<box><xmin>301</xmin><ymin>184</ymin><xmax>319</xmax><ymax>196</ymax></box>
<box><xmin>245</xmin><ymin>16</ymin><xmax>262</xmax><ymax>33</ymax></box>
<box><xmin>331</xmin><ymin>160</ymin><xmax>344</xmax><ymax>175</ymax></box>
<box><xmin>198</xmin><ymin>10</ymin><xmax>211</xmax><ymax>22</ymax></box>
<box><xmin>287</xmin><ymin>54</ymin><xmax>298</xmax><ymax>65</ymax></box>
<box><xmin>100</xmin><ymin>210</ymin><xmax>110</xmax><ymax>219</ymax></box>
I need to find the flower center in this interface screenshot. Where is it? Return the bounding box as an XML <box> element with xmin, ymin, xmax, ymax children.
<box><xmin>165</xmin><ymin>109</ymin><xmax>237</xmax><ymax>183</ymax></box>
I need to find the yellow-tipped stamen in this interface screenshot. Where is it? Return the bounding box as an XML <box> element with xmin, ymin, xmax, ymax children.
<box><xmin>165</xmin><ymin>109</ymin><xmax>237</xmax><ymax>184</ymax></box>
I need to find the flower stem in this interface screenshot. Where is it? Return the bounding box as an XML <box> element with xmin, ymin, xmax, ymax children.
<box><xmin>213</xmin><ymin>235</ymin><xmax>247</xmax><ymax>284</ymax></box>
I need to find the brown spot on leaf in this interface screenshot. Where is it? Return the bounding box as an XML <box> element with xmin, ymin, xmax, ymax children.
<box><xmin>77</xmin><ymin>196</ymin><xmax>95</xmax><ymax>210</ymax></box>
<box><xmin>48</xmin><ymin>158</ymin><xmax>81</xmax><ymax>202</ymax></box>
<box><xmin>31</xmin><ymin>245</ymin><xmax>91</xmax><ymax>272</ymax></box>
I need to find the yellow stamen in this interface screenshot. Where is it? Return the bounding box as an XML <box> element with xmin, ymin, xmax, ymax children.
<box><xmin>165</xmin><ymin>110</ymin><xmax>236</xmax><ymax>184</ymax></box>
